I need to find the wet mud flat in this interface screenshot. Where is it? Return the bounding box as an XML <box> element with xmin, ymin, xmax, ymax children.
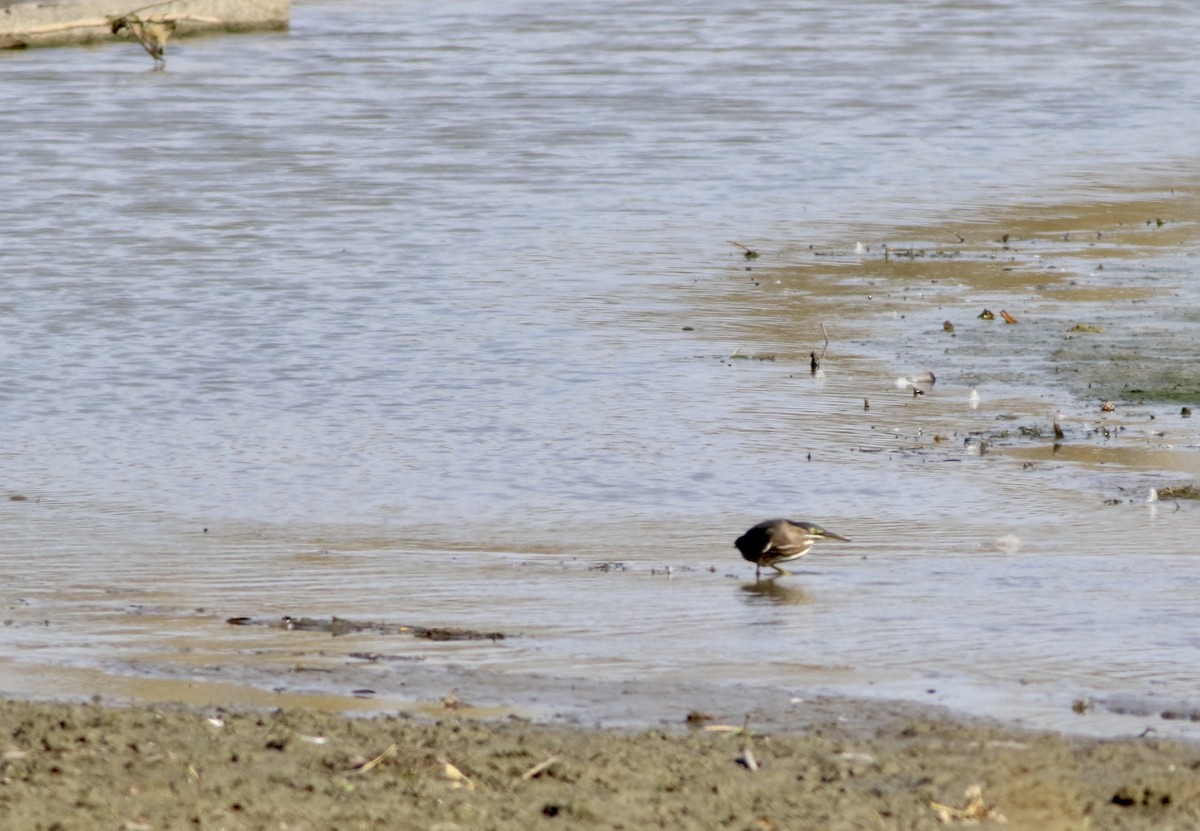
<box><xmin>713</xmin><ymin>185</ymin><xmax>1200</xmax><ymax>496</ymax></box>
<box><xmin>735</xmin><ymin>191</ymin><xmax>1200</xmax><ymax>399</ymax></box>
<box><xmin>2</xmin><ymin>695</ymin><xmax>1200</xmax><ymax>831</ymax></box>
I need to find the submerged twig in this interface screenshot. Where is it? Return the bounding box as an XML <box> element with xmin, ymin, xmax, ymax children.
<box><xmin>728</xmin><ymin>240</ymin><xmax>759</xmax><ymax>259</ymax></box>
<box><xmin>811</xmin><ymin>323</ymin><xmax>830</xmax><ymax>374</ymax></box>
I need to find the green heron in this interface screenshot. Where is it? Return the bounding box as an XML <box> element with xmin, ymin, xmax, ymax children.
<box><xmin>735</xmin><ymin>519</ymin><xmax>850</xmax><ymax>578</ymax></box>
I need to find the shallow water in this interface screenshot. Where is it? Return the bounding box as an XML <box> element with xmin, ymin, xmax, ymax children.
<box><xmin>2</xmin><ymin>0</ymin><xmax>1199</xmax><ymax>737</ymax></box>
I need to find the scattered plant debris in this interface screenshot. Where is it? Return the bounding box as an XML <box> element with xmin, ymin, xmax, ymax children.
<box><xmin>1156</xmin><ymin>483</ymin><xmax>1200</xmax><ymax>500</ymax></box>
<box><xmin>931</xmin><ymin>784</ymin><xmax>1006</xmax><ymax>824</ymax></box>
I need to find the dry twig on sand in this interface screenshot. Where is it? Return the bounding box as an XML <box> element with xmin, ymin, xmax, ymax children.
<box><xmin>519</xmin><ymin>754</ymin><xmax>563</xmax><ymax>781</ymax></box>
<box><xmin>350</xmin><ymin>743</ymin><xmax>397</xmax><ymax>774</ymax></box>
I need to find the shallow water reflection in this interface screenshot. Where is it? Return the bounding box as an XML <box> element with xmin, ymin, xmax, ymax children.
<box><xmin>739</xmin><ymin>580</ymin><xmax>814</xmax><ymax>607</ymax></box>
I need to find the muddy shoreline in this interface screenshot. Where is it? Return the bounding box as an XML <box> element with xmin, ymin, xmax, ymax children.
<box><xmin>3</xmin><ymin>694</ymin><xmax>1198</xmax><ymax>830</ymax></box>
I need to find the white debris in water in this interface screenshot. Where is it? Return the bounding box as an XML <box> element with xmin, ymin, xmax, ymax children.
<box><xmin>992</xmin><ymin>534</ymin><xmax>1023</xmax><ymax>553</ymax></box>
<box><xmin>969</xmin><ymin>388</ymin><xmax>980</xmax><ymax>409</ymax></box>
<box><xmin>896</xmin><ymin>372</ymin><xmax>937</xmax><ymax>390</ymax></box>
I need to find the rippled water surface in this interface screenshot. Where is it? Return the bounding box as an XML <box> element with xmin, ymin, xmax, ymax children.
<box><xmin>2</xmin><ymin>0</ymin><xmax>1200</xmax><ymax>736</ymax></box>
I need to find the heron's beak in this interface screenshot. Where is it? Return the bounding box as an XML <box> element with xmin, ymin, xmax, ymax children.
<box><xmin>817</xmin><ymin>530</ymin><xmax>851</xmax><ymax>542</ymax></box>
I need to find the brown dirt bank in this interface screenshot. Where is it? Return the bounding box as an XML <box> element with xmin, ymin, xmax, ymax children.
<box><xmin>2</xmin><ymin>697</ymin><xmax>1199</xmax><ymax>831</ymax></box>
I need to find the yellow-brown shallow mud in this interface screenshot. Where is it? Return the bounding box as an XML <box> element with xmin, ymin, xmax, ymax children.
<box><xmin>2</xmin><ymin>698</ymin><xmax>1199</xmax><ymax>831</ymax></box>
<box><xmin>721</xmin><ymin>183</ymin><xmax>1200</xmax><ymax>407</ymax></box>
